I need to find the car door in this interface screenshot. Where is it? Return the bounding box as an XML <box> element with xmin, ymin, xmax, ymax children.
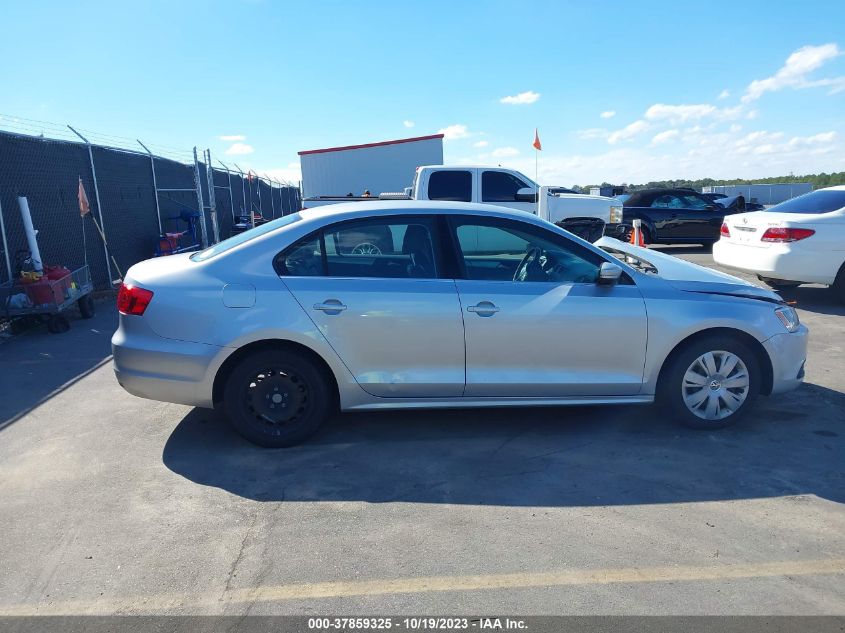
<box><xmin>449</xmin><ymin>215</ymin><xmax>648</xmax><ymax>397</ymax></box>
<box><xmin>277</xmin><ymin>216</ymin><xmax>466</xmax><ymax>398</ymax></box>
<box><xmin>648</xmin><ymin>194</ymin><xmax>688</xmax><ymax>240</ymax></box>
<box><xmin>677</xmin><ymin>193</ymin><xmax>724</xmax><ymax>240</ymax></box>
<box><xmin>480</xmin><ymin>170</ymin><xmax>535</xmax><ymax>213</ymax></box>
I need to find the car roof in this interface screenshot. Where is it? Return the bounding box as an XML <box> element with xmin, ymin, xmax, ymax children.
<box><xmin>300</xmin><ymin>200</ymin><xmax>539</xmax><ymax>223</ymax></box>
<box><xmin>624</xmin><ymin>188</ymin><xmax>704</xmax><ymax>206</ymax></box>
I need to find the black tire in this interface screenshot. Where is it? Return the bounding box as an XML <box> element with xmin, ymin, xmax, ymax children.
<box><xmin>46</xmin><ymin>314</ymin><xmax>70</xmax><ymax>334</ymax></box>
<box><xmin>659</xmin><ymin>335</ymin><xmax>761</xmax><ymax>430</ymax></box>
<box><xmin>78</xmin><ymin>294</ymin><xmax>95</xmax><ymax>319</ymax></box>
<box><xmin>831</xmin><ymin>265</ymin><xmax>845</xmax><ymax>305</ymax></box>
<box><xmin>222</xmin><ymin>349</ymin><xmax>332</xmax><ymax>447</ymax></box>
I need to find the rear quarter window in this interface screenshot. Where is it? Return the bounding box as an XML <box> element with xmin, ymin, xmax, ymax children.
<box><xmin>767</xmin><ymin>190</ymin><xmax>845</xmax><ymax>214</ymax></box>
<box><xmin>427</xmin><ymin>170</ymin><xmax>472</xmax><ymax>202</ymax></box>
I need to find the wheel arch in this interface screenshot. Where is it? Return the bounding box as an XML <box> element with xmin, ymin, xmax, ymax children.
<box><xmin>212</xmin><ymin>339</ymin><xmax>340</xmax><ymax>408</ymax></box>
<box><xmin>656</xmin><ymin>327</ymin><xmax>774</xmax><ymax>396</ymax></box>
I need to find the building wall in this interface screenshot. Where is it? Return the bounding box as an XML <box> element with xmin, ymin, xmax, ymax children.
<box><xmin>300</xmin><ymin>136</ymin><xmax>444</xmax><ymax>198</ymax></box>
<box><xmin>703</xmin><ymin>183</ymin><xmax>813</xmax><ymax>205</ymax></box>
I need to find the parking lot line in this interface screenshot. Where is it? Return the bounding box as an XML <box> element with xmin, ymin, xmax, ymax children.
<box><xmin>1</xmin><ymin>558</ymin><xmax>844</xmax><ymax>614</ymax></box>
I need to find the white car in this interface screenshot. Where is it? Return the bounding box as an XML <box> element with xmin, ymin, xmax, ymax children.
<box><xmin>713</xmin><ymin>186</ymin><xmax>845</xmax><ymax>301</ymax></box>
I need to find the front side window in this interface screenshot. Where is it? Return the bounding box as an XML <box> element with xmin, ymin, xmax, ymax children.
<box><xmin>276</xmin><ymin>218</ymin><xmax>439</xmax><ymax>279</ymax></box>
<box><xmin>427</xmin><ymin>170</ymin><xmax>472</xmax><ymax>202</ymax></box>
<box><xmin>680</xmin><ymin>194</ymin><xmax>711</xmax><ymax>210</ymax></box>
<box><xmin>481</xmin><ymin>171</ymin><xmax>529</xmax><ymax>202</ymax></box>
<box><xmin>451</xmin><ymin>218</ymin><xmax>601</xmax><ymax>283</ymax></box>
<box><xmin>651</xmin><ymin>195</ymin><xmax>684</xmax><ymax>209</ymax></box>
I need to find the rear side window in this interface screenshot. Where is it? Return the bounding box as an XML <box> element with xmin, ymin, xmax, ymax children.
<box><xmin>275</xmin><ymin>218</ymin><xmax>439</xmax><ymax>279</ymax></box>
<box><xmin>767</xmin><ymin>190</ymin><xmax>845</xmax><ymax>214</ymax></box>
<box><xmin>427</xmin><ymin>170</ymin><xmax>472</xmax><ymax>202</ymax></box>
<box><xmin>482</xmin><ymin>171</ymin><xmax>529</xmax><ymax>202</ymax></box>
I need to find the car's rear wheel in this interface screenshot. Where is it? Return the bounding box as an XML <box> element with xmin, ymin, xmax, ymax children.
<box><xmin>222</xmin><ymin>350</ymin><xmax>332</xmax><ymax>447</ymax></box>
<box><xmin>660</xmin><ymin>336</ymin><xmax>760</xmax><ymax>430</ymax></box>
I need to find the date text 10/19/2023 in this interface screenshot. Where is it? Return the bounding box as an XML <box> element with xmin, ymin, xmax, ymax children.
<box><xmin>307</xmin><ymin>617</ymin><xmax>529</xmax><ymax>630</ymax></box>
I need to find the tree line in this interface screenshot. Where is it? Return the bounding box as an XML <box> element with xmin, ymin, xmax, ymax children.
<box><xmin>577</xmin><ymin>171</ymin><xmax>845</xmax><ymax>192</ymax></box>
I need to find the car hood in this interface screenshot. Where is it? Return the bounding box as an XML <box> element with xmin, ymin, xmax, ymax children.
<box><xmin>593</xmin><ymin>237</ymin><xmax>783</xmax><ymax>302</ymax></box>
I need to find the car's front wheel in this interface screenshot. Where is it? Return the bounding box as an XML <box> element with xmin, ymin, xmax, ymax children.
<box><xmin>660</xmin><ymin>336</ymin><xmax>761</xmax><ymax>429</ymax></box>
<box><xmin>222</xmin><ymin>349</ymin><xmax>332</xmax><ymax>447</ymax></box>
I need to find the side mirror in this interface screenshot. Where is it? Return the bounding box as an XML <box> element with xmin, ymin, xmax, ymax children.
<box><xmin>515</xmin><ymin>187</ymin><xmax>538</xmax><ymax>203</ymax></box>
<box><xmin>598</xmin><ymin>262</ymin><xmax>623</xmax><ymax>286</ymax></box>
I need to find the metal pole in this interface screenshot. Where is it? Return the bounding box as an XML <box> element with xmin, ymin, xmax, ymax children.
<box><xmin>68</xmin><ymin>125</ymin><xmax>115</xmax><ymax>285</ymax></box>
<box><xmin>267</xmin><ymin>174</ymin><xmax>276</xmax><ymax>219</ymax></box>
<box><xmin>192</xmin><ymin>147</ymin><xmax>209</xmax><ymax>248</ymax></box>
<box><xmin>0</xmin><ymin>196</ymin><xmax>12</xmax><ymax>281</ymax></box>
<box><xmin>137</xmin><ymin>139</ymin><xmax>162</xmax><ymax>233</ymax></box>
<box><xmin>218</xmin><ymin>160</ymin><xmax>236</xmax><ymax>223</ymax></box>
<box><xmin>234</xmin><ymin>163</ymin><xmax>247</xmax><ymax>219</ymax></box>
<box><xmin>256</xmin><ymin>172</ymin><xmax>263</xmax><ymax>217</ymax></box>
<box><xmin>203</xmin><ymin>149</ymin><xmax>220</xmax><ymax>244</ymax></box>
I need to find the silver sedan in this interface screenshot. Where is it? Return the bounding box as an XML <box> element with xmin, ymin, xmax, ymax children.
<box><xmin>112</xmin><ymin>201</ymin><xmax>808</xmax><ymax>447</ymax></box>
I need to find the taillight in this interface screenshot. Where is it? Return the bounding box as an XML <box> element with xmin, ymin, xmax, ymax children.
<box><xmin>117</xmin><ymin>283</ymin><xmax>154</xmax><ymax>316</ymax></box>
<box><xmin>720</xmin><ymin>222</ymin><xmax>730</xmax><ymax>238</ymax></box>
<box><xmin>760</xmin><ymin>227</ymin><xmax>815</xmax><ymax>243</ymax></box>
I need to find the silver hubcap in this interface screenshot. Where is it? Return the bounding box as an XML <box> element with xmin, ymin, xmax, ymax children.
<box><xmin>682</xmin><ymin>350</ymin><xmax>750</xmax><ymax>421</ymax></box>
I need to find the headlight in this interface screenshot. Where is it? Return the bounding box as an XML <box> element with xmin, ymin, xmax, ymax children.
<box><xmin>775</xmin><ymin>306</ymin><xmax>800</xmax><ymax>332</ymax></box>
<box><xmin>610</xmin><ymin>205</ymin><xmax>624</xmax><ymax>224</ymax></box>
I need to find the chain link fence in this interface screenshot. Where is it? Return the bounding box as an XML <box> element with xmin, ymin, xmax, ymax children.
<box><xmin>0</xmin><ymin>128</ymin><xmax>301</xmax><ymax>289</ymax></box>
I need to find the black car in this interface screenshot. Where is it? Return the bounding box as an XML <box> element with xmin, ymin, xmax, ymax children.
<box><xmin>611</xmin><ymin>188</ymin><xmax>739</xmax><ymax>245</ymax></box>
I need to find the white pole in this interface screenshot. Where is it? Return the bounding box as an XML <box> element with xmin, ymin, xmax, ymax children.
<box><xmin>17</xmin><ymin>196</ymin><xmax>44</xmax><ymax>273</ymax></box>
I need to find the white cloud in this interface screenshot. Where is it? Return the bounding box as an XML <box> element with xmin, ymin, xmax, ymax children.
<box><xmin>600</xmin><ymin>110</ymin><xmax>616</xmax><ymax>119</ymax></box>
<box><xmin>607</xmin><ymin>120</ymin><xmax>650</xmax><ymax>144</ymax></box>
<box><xmin>224</xmin><ymin>142</ymin><xmax>255</xmax><ymax>156</ymax></box>
<box><xmin>491</xmin><ymin>147</ymin><xmax>520</xmax><ymax>158</ymax></box>
<box><xmin>219</xmin><ymin>134</ymin><xmax>246</xmax><ymax>141</ymax></box>
<box><xmin>742</xmin><ymin>43</ymin><xmax>845</xmax><ymax>103</ymax></box>
<box><xmin>718</xmin><ymin>89</ymin><xmax>730</xmax><ymax>100</ymax></box>
<box><xmin>645</xmin><ymin>103</ymin><xmax>718</xmax><ymax>123</ymax></box>
<box><xmin>403</xmin><ymin>120</ymin><xmax>415</xmax><ymax>128</ymax></box>
<box><xmin>576</xmin><ymin>128</ymin><xmax>609</xmax><ymax>140</ymax></box>
<box><xmin>499</xmin><ymin>90</ymin><xmax>541</xmax><ymax>105</ymax></box>
<box><xmin>650</xmin><ymin>129</ymin><xmax>679</xmax><ymax>145</ymax></box>
<box><xmin>644</xmin><ymin>103</ymin><xmax>744</xmax><ymax>124</ymax></box>
<box><xmin>264</xmin><ymin>162</ymin><xmax>302</xmax><ymax>186</ymax></box>
<box><xmin>729</xmin><ymin>124</ymin><xmax>743</xmax><ymax>133</ymax></box>
<box><xmin>473</xmin><ymin>140</ymin><xmax>489</xmax><ymax>148</ymax></box>
<box><xmin>745</xmin><ymin>109</ymin><xmax>760</xmax><ymax>120</ymax></box>
<box><xmin>788</xmin><ymin>131</ymin><xmax>837</xmax><ymax>146</ymax></box>
<box><xmin>438</xmin><ymin>124</ymin><xmax>471</xmax><ymax>140</ymax></box>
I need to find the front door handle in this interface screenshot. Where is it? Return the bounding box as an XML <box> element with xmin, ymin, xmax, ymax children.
<box><xmin>313</xmin><ymin>299</ymin><xmax>347</xmax><ymax>314</ymax></box>
<box><xmin>467</xmin><ymin>301</ymin><xmax>500</xmax><ymax>316</ymax></box>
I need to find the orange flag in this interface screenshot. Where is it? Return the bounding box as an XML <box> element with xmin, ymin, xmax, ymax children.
<box><xmin>78</xmin><ymin>177</ymin><xmax>91</xmax><ymax>217</ymax></box>
<box><xmin>533</xmin><ymin>128</ymin><xmax>542</xmax><ymax>151</ymax></box>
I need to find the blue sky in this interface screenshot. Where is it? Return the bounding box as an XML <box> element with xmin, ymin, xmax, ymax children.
<box><xmin>2</xmin><ymin>0</ymin><xmax>844</xmax><ymax>186</ymax></box>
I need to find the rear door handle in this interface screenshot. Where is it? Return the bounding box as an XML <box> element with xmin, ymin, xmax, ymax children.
<box><xmin>313</xmin><ymin>299</ymin><xmax>347</xmax><ymax>314</ymax></box>
<box><xmin>467</xmin><ymin>301</ymin><xmax>500</xmax><ymax>316</ymax></box>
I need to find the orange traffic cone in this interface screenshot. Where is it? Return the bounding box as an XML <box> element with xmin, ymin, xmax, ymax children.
<box><xmin>629</xmin><ymin>226</ymin><xmax>646</xmax><ymax>247</ymax></box>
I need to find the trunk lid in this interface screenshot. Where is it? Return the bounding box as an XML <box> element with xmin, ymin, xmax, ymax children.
<box><xmin>722</xmin><ymin>211</ymin><xmax>817</xmax><ymax>248</ymax></box>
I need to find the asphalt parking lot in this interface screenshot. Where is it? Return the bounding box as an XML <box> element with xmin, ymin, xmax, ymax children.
<box><xmin>0</xmin><ymin>247</ymin><xmax>843</xmax><ymax>616</ymax></box>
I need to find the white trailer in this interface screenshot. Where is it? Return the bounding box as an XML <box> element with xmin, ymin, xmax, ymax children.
<box><xmin>298</xmin><ymin>134</ymin><xmax>444</xmax><ymax>200</ymax></box>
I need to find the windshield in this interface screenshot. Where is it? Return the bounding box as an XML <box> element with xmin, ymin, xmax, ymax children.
<box><xmin>190</xmin><ymin>212</ymin><xmax>303</xmax><ymax>261</ymax></box>
<box><xmin>766</xmin><ymin>190</ymin><xmax>845</xmax><ymax>214</ymax></box>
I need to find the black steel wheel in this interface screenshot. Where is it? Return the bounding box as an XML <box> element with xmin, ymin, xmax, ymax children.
<box><xmin>46</xmin><ymin>314</ymin><xmax>70</xmax><ymax>334</ymax></box>
<box><xmin>78</xmin><ymin>294</ymin><xmax>95</xmax><ymax>319</ymax></box>
<box><xmin>222</xmin><ymin>349</ymin><xmax>332</xmax><ymax>447</ymax></box>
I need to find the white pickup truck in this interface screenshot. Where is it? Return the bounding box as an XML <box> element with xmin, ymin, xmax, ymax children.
<box><xmin>301</xmin><ymin>165</ymin><xmax>624</xmax><ymax>237</ymax></box>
